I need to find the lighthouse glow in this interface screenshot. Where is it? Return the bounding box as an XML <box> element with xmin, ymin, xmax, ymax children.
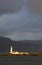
<box><xmin>10</xmin><ymin>46</ymin><xmax>13</xmax><ymax>53</ymax></box>
<box><xmin>9</xmin><ymin>45</ymin><xmax>28</xmax><ymax>55</ymax></box>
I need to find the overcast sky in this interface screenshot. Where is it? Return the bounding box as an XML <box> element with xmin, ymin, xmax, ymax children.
<box><xmin>0</xmin><ymin>0</ymin><xmax>42</xmax><ymax>40</ymax></box>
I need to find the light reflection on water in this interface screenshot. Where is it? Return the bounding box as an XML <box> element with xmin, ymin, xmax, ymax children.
<box><xmin>0</xmin><ymin>56</ymin><xmax>42</xmax><ymax>65</ymax></box>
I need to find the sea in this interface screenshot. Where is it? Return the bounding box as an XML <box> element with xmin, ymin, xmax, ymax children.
<box><xmin>0</xmin><ymin>56</ymin><xmax>42</xmax><ymax>65</ymax></box>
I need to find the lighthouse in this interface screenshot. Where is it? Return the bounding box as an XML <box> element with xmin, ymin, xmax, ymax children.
<box><xmin>9</xmin><ymin>45</ymin><xmax>28</xmax><ymax>55</ymax></box>
<box><xmin>9</xmin><ymin>45</ymin><xmax>19</xmax><ymax>54</ymax></box>
<box><xmin>10</xmin><ymin>46</ymin><xmax>13</xmax><ymax>53</ymax></box>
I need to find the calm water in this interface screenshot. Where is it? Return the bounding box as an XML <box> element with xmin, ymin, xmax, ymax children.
<box><xmin>0</xmin><ymin>56</ymin><xmax>42</xmax><ymax>65</ymax></box>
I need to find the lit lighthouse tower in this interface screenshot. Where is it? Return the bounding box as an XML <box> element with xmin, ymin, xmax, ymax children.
<box><xmin>10</xmin><ymin>46</ymin><xmax>13</xmax><ymax>53</ymax></box>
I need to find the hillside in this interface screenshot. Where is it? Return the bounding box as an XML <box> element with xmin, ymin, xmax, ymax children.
<box><xmin>0</xmin><ymin>37</ymin><xmax>42</xmax><ymax>53</ymax></box>
<box><xmin>0</xmin><ymin>37</ymin><xmax>14</xmax><ymax>52</ymax></box>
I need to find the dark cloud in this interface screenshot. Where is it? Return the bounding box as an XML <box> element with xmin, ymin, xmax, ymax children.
<box><xmin>0</xmin><ymin>13</ymin><xmax>42</xmax><ymax>36</ymax></box>
<box><xmin>0</xmin><ymin>0</ymin><xmax>22</xmax><ymax>14</ymax></box>
<box><xmin>28</xmin><ymin>0</ymin><xmax>42</xmax><ymax>15</ymax></box>
<box><xmin>0</xmin><ymin>0</ymin><xmax>42</xmax><ymax>40</ymax></box>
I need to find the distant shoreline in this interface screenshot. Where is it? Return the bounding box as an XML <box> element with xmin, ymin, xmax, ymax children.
<box><xmin>0</xmin><ymin>53</ymin><xmax>42</xmax><ymax>56</ymax></box>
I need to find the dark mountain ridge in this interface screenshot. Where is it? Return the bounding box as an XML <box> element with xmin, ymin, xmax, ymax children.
<box><xmin>0</xmin><ymin>37</ymin><xmax>42</xmax><ymax>53</ymax></box>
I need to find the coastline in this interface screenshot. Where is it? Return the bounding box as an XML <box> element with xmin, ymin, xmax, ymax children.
<box><xmin>0</xmin><ymin>53</ymin><xmax>42</xmax><ymax>56</ymax></box>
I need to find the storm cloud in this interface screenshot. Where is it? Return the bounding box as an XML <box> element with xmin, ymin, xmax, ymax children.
<box><xmin>0</xmin><ymin>0</ymin><xmax>22</xmax><ymax>14</ymax></box>
<box><xmin>0</xmin><ymin>0</ymin><xmax>42</xmax><ymax>40</ymax></box>
<box><xmin>28</xmin><ymin>0</ymin><xmax>42</xmax><ymax>15</ymax></box>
